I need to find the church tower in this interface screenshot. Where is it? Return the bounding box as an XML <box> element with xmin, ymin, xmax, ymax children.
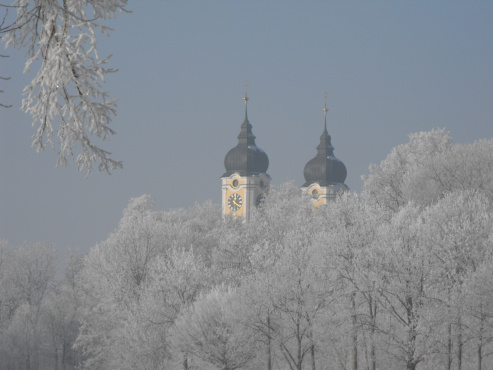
<box><xmin>221</xmin><ymin>89</ymin><xmax>270</xmax><ymax>221</ymax></box>
<box><xmin>302</xmin><ymin>97</ymin><xmax>348</xmax><ymax>205</ymax></box>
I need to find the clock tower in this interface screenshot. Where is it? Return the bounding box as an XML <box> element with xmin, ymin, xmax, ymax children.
<box><xmin>221</xmin><ymin>91</ymin><xmax>270</xmax><ymax>221</ymax></box>
<box><xmin>302</xmin><ymin>98</ymin><xmax>348</xmax><ymax>205</ymax></box>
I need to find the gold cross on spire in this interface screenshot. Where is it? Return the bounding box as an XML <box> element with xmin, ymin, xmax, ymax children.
<box><xmin>243</xmin><ymin>79</ymin><xmax>249</xmax><ymax>105</ymax></box>
<box><xmin>323</xmin><ymin>91</ymin><xmax>328</xmax><ymax>115</ymax></box>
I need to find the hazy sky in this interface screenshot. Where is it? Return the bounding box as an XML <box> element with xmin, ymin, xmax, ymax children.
<box><xmin>1</xmin><ymin>1</ymin><xmax>492</xmax><ymax>257</ymax></box>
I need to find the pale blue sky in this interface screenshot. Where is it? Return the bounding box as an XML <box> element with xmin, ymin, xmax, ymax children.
<box><xmin>1</xmin><ymin>1</ymin><xmax>492</xmax><ymax>256</ymax></box>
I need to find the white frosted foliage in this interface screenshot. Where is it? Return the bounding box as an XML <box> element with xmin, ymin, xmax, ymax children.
<box><xmin>2</xmin><ymin>0</ymin><xmax>128</xmax><ymax>175</ymax></box>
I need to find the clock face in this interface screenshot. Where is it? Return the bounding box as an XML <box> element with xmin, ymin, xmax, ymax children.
<box><xmin>228</xmin><ymin>193</ymin><xmax>243</xmax><ymax>211</ymax></box>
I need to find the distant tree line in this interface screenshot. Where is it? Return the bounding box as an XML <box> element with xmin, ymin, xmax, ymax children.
<box><xmin>1</xmin><ymin>129</ymin><xmax>493</xmax><ymax>369</ymax></box>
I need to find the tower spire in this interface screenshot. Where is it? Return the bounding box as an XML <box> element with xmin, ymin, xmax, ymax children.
<box><xmin>323</xmin><ymin>91</ymin><xmax>328</xmax><ymax>132</ymax></box>
<box><xmin>243</xmin><ymin>79</ymin><xmax>249</xmax><ymax>120</ymax></box>
<box><xmin>302</xmin><ymin>92</ymin><xmax>347</xmax><ymax>190</ymax></box>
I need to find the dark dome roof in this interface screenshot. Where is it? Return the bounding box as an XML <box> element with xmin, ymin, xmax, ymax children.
<box><xmin>222</xmin><ymin>107</ymin><xmax>269</xmax><ymax>177</ymax></box>
<box><xmin>303</xmin><ymin>121</ymin><xmax>347</xmax><ymax>187</ymax></box>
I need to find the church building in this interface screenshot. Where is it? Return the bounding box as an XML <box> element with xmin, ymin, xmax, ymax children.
<box><xmin>221</xmin><ymin>91</ymin><xmax>348</xmax><ymax>219</ymax></box>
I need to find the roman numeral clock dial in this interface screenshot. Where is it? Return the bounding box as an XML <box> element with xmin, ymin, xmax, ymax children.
<box><xmin>228</xmin><ymin>193</ymin><xmax>243</xmax><ymax>212</ymax></box>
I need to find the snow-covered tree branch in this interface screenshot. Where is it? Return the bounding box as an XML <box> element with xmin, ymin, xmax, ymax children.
<box><xmin>0</xmin><ymin>1</ymin><xmax>128</xmax><ymax>175</ymax></box>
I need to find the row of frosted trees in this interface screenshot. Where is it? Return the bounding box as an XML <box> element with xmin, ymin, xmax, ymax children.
<box><xmin>1</xmin><ymin>129</ymin><xmax>493</xmax><ymax>369</ymax></box>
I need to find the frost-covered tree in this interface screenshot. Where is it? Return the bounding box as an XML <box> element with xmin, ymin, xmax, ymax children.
<box><xmin>0</xmin><ymin>1</ymin><xmax>128</xmax><ymax>174</ymax></box>
<box><xmin>316</xmin><ymin>193</ymin><xmax>384</xmax><ymax>370</ymax></box>
<box><xmin>0</xmin><ymin>242</ymin><xmax>57</xmax><ymax>370</ymax></box>
<box><xmin>245</xmin><ymin>231</ymin><xmax>325</xmax><ymax>370</ymax></box>
<box><xmin>413</xmin><ymin>138</ymin><xmax>493</xmax><ymax>204</ymax></box>
<box><xmin>172</xmin><ymin>286</ymin><xmax>258</xmax><ymax>370</ymax></box>
<box><xmin>421</xmin><ymin>190</ymin><xmax>493</xmax><ymax>370</ymax></box>
<box><xmin>461</xmin><ymin>262</ymin><xmax>493</xmax><ymax>370</ymax></box>
<box><xmin>372</xmin><ymin>204</ymin><xmax>437</xmax><ymax>370</ymax></box>
<box><xmin>363</xmin><ymin>129</ymin><xmax>493</xmax><ymax>212</ymax></box>
<box><xmin>75</xmin><ymin>195</ymin><xmax>166</xmax><ymax>368</ymax></box>
<box><xmin>362</xmin><ymin>128</ymin><xmax>452</xmax><ymax>212</ymax></box>
<box><xmin>75</xmin><ymin>196</ymin><xmax>221</xmax><ymax>369</ymax></box>
<box><xmin>41</xmin><ymin>252</ymin><xmax>84</xmax><ymax>370</ymax></box>
<box><xmin>113</xmin><ymin>248</ymin><xmax>211</xmax><ymax>370</ymax></box>
<box><xmin>268</xmin><ymin>230</ymin><xmax>328</xmax><ymax>370</ymax></box>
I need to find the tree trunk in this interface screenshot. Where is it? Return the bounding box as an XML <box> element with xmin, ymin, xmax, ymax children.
<box><xmin>477</xmin><ymin>345</ymin><xmax>482</xmax><ymax>370</ymax></box>
<box><xmin>311</xmin><ymin>343</ymin><xmax>316</xmax><ymax>370</ymax></box>
<box><xmin>297</xmin><ymin>311</ymin><xmax>302</xmax><ymax>370</ymax></box>
<box><xmin>477</xmin><ymin>303</ymin><xmax>484</xmax><ymax>370</ymax></box>
<box><xmin>295</xmin><ymin>293</ymin><xmax>303</xmax><ymax>370</ymax></box>
<box><xmin>406</xmin><ymin>295</ymin><xmax>418</xmax><ymax>370</ymax></box>
<box><xmin>370</xmin><ymin>316</ymin><xmax>376</xmax><ymax>370</ymax></box>
<box><xmin>457</xmin><ymin>318</ymin><xmax>462</xmax><ymax>370</ymax></box>
<box><xmin>368</xmin><ymin>293</ymin><xmax>377</xmax><ymax>370</ymax></box>
<box><xmin>351</xmin><ymin>292</ymin><xmax>358</xmax><ymax>370</ymax></box>
<box><xmin>407</xmin><ymin>362</ymin><xmax>417</xmax><ymax>370</ymax></box>
<box><xmin>267</xmin><ymin>314</ymin><xmax>272</xmax><ymax>370</ymax></box>
<box><xmin>62</xmin><ymin>341</ymin><xmax>68</xmax><ymax>370</ymax></box>
<box><xmin>447</xmin><ymin>323</ymin><xmax>452</xmax><ymax>370</ymax></box>
<box><xmin>306</xmin><ymin>313</ymin><xmax>316</xmax><ymax>370</ymax></box>
<box><xmin>54</xmin><ymin>347</ymin><xmax>59</xmax><ymax>370</ymax></box>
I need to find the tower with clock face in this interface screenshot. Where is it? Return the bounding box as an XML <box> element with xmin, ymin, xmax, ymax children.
<box><xmin>221</xmin><ymin>92</ymin><xmax>270</xmax><ymax>221</ymax></box>
<box><xmin>302</xmin><ymin>98</ymin><xmax>348</xmax><ymax>205</ymax></box>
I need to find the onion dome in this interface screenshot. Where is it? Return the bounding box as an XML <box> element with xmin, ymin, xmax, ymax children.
<box><xmin>222</xmin><ymin>94</ymin><xmax>269</xmax><ymax>177</ymax></box>
<box><xmin>303</xmin><ymin>103</ymin><xmax>347</xmax><ymax>187</ymax></box>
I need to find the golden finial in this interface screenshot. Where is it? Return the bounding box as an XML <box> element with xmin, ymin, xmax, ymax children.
<box><xmin>243</xmin><ymin>79</ymin><xmax>249</xmax><ymax>104</ymax></box>
<box><xmin>323</xmin><ymin>91</ymin><xmax>328</xmax><ymax>115</ymax></box>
